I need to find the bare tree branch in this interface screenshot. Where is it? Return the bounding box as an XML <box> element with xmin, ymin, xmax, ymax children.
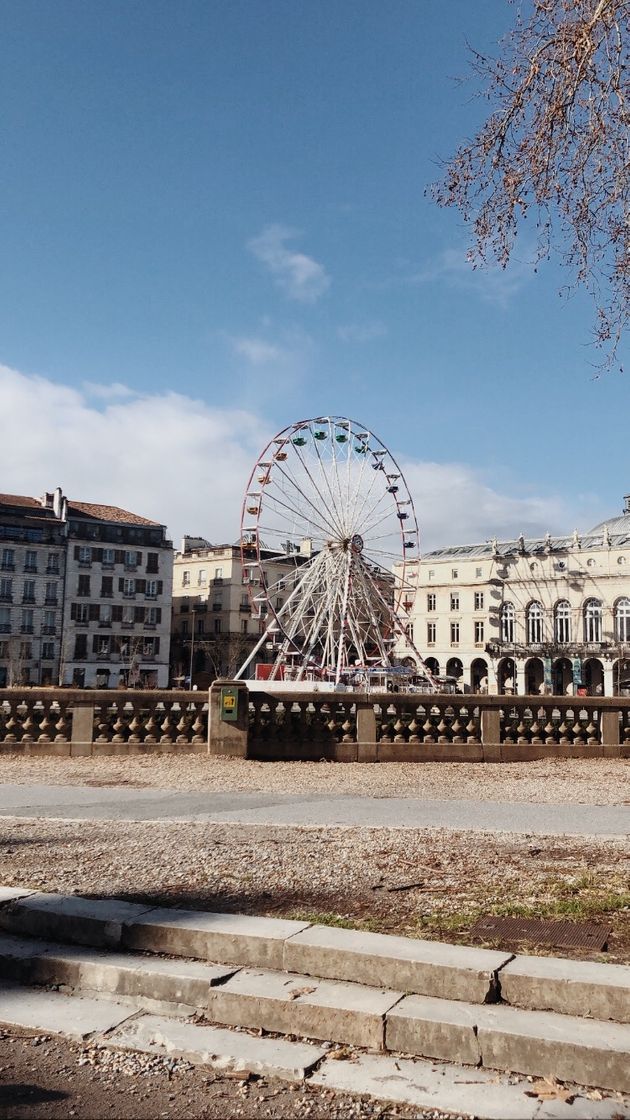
<box><xmin>432</xmin><ymin>0</ymin><xmax>629</xmax><ymax>368</ymax></box>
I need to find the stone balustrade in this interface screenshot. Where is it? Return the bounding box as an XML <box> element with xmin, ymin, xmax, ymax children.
<box><xmin>0</xmin><ymin>684</ymin><xmax>628</xmax><ymax>760</ymax></box>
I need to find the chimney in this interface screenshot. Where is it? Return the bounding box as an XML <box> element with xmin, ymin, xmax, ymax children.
<box><xmin>624</xmin><ymin>495</ymin><xmax>630</xmax><ymax>514</ymax></box>
<box><xmin>40</xmin><ymin>492</ymin><xmax>54</xmax><ymax>510</ymax></box>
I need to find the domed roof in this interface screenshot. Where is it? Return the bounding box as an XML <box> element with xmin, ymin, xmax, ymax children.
<box><xmin>589</xmin><ymin>495</ymin><xmax>630</xmax><ymax>536</ymax></box>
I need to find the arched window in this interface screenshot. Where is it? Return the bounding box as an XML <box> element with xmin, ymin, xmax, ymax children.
<box><xmin>501</xmin><ymin>602</ymin><xmax>515</xmax><ymax>643</ymax></box>
<box><xmin>555</xmin><ymin>600</ymin><xmax>571</xmax><ymax>644</ymax></box>
<box><xmin>615</xmin><ymin>598</ymin><xmax>630</xmax><ymax>643</ymax></box>
<box><xmin>584</xmin><ymin>599</ymin><xmax>602</xmax><ymax>643</ymax></box>
<box><xmin>527</xmin><ymin>601</ymin><xmax>544</xmax><ymax>644</ymax></box>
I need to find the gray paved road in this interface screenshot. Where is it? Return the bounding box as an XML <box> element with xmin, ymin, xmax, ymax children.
<box><xmin>0</xmin><ymin>783</ymin><xmax>628</xmax><ymax>837</ymax></box>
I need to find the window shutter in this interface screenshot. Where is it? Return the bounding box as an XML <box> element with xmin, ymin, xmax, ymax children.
<box><xmin>118</xmin><ymin>578</ymin><xmax>124</xmax><ymax>592</ymax></box>
<box><xmin>94</xmin><ymin>548</ymin><xmax>103</xmax><ymax>561</ymax></box>
<box><xmin>155</xmin><ymin>637</ymin><xmax>160</xmax><ymax>654</ymax></box>
<box><xmin>74</xmin><ymin>545</ymin><xmax>80</xmax><ymax>559</ymax></box>
<box><xmin>89</xmin><ymin>604</ymin><xmax>100</xmax><ymax>621</ymax></box>
<box><xmin>157</xmin><ymin>581</ymin><xmax>163</xmax><ymax>594</ymax></box>
<box><xmin>134</xmin><ymin>606</ymin><xmax>144</xmax><ymax>623</ymax></box>
<box><xmin>112</xmin><ymin>605</ymin><xmax>123</xmax><ymax>622</ymax></box>
<box><xmin>156</xmin><ymin>608</ymin><xmax>162</xmax><ymax>623</ymax></box>
<box><xmin>70</xmin><ymin>603</ymin><xmax>77</xmax><ymax>620</ymax></box>
<box><xmin>115</xmin><ymin>550</ymin><xmax>124</xmax><ymax>564</ymax></box>
<box><xmin>136</xmin><ymin>551</ymin><xmax>142</xmax><ymax>566</ymax></box>
<box><xmin>136</xmin><ymin>579</ymin><xmax>146</xmax><ymax>593</ymax></box>
<box><xmin>92</xmin><ymin>635</ymin><xmax>99</xmax><ymax>653</ymax></box>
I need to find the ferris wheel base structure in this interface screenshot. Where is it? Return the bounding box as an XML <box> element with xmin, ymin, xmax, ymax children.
<box><xmin>234</xmin><ymin>416</ymin><xmax>437</xmax><ymax>691</ymax></box>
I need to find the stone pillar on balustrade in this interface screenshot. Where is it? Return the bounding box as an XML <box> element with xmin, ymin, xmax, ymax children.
<box><xmin>208</xmin><ymin>680</ymin><xmax>249</xmax><ymax>757</ymax></box>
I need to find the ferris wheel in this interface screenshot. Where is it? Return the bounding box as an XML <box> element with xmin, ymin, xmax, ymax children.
<box><xmin>235</xmin><ymin>416</ymin><xmax>434</xmax><ymax>686</ymax></box>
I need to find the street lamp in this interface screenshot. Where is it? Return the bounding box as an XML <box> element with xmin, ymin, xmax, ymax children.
<box><xmin>188</xmin><ymin>606</ymin><xmax>198</xmax><ymax>691</ymax></box>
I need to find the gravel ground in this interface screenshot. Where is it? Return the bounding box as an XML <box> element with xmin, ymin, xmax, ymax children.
<box><xmin>2</xmin><ymin>816</ymin><xmax>629</xmax><ymax>962</ymax></box>
<box><xmin>0</xmin><ymin>1027</ymin><xmax>444</xmax><ymax>1120</ymax></box>
<box><xmin>0</xmin><ymin>754</ymin><xmax>628</xmax><ymax>803</ymax></box>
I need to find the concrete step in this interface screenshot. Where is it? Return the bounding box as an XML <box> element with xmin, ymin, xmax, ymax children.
<box><xmin>2</xmin><ymin>930</ymin><xmax>630</xmax><ymax>1095</ymax></box>
<box><xmin>0</xmin><ymin>979</ymin><xmax>136</xmax><ymax>1038</ymax></box>
<box><xmin>387</xmin><ymin>993</ymin><xmax>630</xmax><ymax>1094</ymax></box>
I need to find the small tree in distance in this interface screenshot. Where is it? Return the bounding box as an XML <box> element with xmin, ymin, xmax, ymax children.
<box><xmin>432</xmin><ymin>0</ymin><xmax>628</xmax><ymax>369</ymax></box>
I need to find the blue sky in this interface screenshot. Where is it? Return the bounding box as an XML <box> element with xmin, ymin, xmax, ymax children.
<box><xmin>1</xmin><ymin>0</ymin><xmax>627</xmax><ymax>548</ymax></box>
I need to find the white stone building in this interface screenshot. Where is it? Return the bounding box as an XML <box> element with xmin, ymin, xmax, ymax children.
<box><xmin>0</xmin><ymin>494</ymin><xmax>66</xmax><ymax>686</ymax></box>
<box><xmin>402</xmin><ymin>496</ymin><xmax>630</xmax><ymax>696</ymax></box>
<box><xmin>171</xmin><ymin>537</ymin><xmax>297</xmax><ymax>684</ymax></box>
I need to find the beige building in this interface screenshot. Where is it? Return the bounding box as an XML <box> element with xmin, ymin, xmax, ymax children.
<box><xmin>402</xmin><ymin>495</ymin><xmax>630</xmax><ymax>696</ymax></box>
<box><xmin>171</xmin><ymin>537</ymin><xmax>297</xmax><ymax>684</ymax></box>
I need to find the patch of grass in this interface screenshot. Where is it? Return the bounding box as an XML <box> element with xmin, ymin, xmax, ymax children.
<box><xmin>414</xmin><ymin>889</ymin><xmax>630</xmax><ymax>935</ymax></box>
<box><xmin>286</xmin><ymin>909</ymin><xmax>382</xmax><ymax>933</ymax></box>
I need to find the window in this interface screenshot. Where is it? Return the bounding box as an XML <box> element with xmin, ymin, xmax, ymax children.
<box><xmin>215</xmin><ymin>567</ymin><xmax>223</xmax><ymax>579</ymax></box>
<box><xmin>527</xmin><ymin>601</ymin><xmax>544</xmax><ymax>644</ymax></box>
<box><xmin>0</xmin><ymin>642</ymin><xmax>7</xmax><ymax>658</ymax></box>
<box><xmin>450</xmin><ymin>593</ymin><xmax>459</xmax><ymax>612</ymax></box>
<box><xmin>21</xmin><ymin>609</ymin><xmax>34</xmax><ymax>633</ymax></box>
<box><xmin>43</xmin><ymin>610</ymin><xmax>56</xmax><ymax>635</ymax></box>
<box><xmin>584</xmin><ymin>598</ymin><xmax>602</xmax><ymax>643</ymax></box>
<box><xmin>24</xmin><ymin>550</ymin><xmax>37</xmax><ymax>572</ymax></box>
<box><xmin>615</xmin><ymin>598</ymin><xmax>630</xmax><ymax>643</ymax></box>
<box><xmin>501</xmin><ymin>602</ymin><xmax>515</xmax><ymax>643</ymax></box>
<box><xmin>124</xmin><ymin>550</ymin><xmax>139</xmax><ymax>569</ymax></box>
<box><xmin>46</xmin><ymin>553</ymin><xmax>60</xmax><ymax>574</ymax></box>
<box><xmin>73</xmin><ymin>602</ymin><xmax>89</xmax><ymax>623</ymax></box>
<box><xmin>427</xmin><ymin>622</ymin><xmax>436</xmax><ymax>645</ymax></box>
<box><xmin>0</xmin><ymin>578</ymin><xmax>13</xmax><ymax>601</ymax></box>
<box><xmin>22</xmin><ymin>580</ymin><xmax>35</xmax><ymax>603</ymax></box>
<box><xmin>74</xmin><ymin>633</ymin><xmax>87</xmax><ymax>659</ymax></box>
<box><xmin>474</xmin><ymin>592</ymin><xmax>484</xmax><ymax>610</ymax></box>
<box><xmin>94</xmin><ymin>635</ymin><xmax>111</xmax><ymax>656</ymax></box>
<box><xmin>474</xmin><ymin>621</ymin><xmax>485</xmax><ymax>645</ymax></box>
<box><xmin>241</xmin><ymin>619</ymin><xmax>248</xmax><ymax>634</ymax></box>
<box><xmin>180</xmin><ymin>620</ymin><xmax>189</xmax><ymax>636</ymax></box>
<box><xmin>101</xmin><ymin>576</ymin><xmax>113</xmax><ymax>597</ymax></box>
<box><xmin>122</xmin><ymin>606</ymin><xmax>134</xmax><ymax>625</ymax></box>
<box><xmin>0</xmin><ymin>607</ymin><xmax>10</xmax><ymax>633</ymax></box>
<box><xmin>77</xmin><ymin>574</ymin><xmax>91</xmax><ymax>597</ymax></box>
<box><xmin>45</xmin><ymin>581</ymin><xmax>58</xmax><ymax>604</ymax></box>
<box><xmin>451</xmin><ymin>568</ymin><xmax>458</xmax><ymax>579</ymax></box>
<box><xmin>100</xmin><ymin>604</ymin><xmax>112</xmax><ymax>625</ymax></box>
<box><xmin>123</xmin><ymin>578</ymin><xmax>135</xmax><ymax>597</ymax></box>
<box><xmin>555</xmin><ymin>600</ymin><xmax>571</xmax><ymax>644</ymax></box>
<box><xmin>78</xmin><ymin>546</ymin><xmax>91</xmax><ymax>564</ymax></box>
<box><xmin>20</xmin><ymin>641</ymin><xmax>32</xmax><ymax>659</ymax></box>
<box><xmin>427</xmin><ymin>593</ymin><xmax>436</xmax><ymax>612</ymax></box>
<box><xmin>450</xmin><ymin>622</ymin><xmax>460</xmax><ymax>645</ymax></box>
<box><xmin>1</xmin><ymin>549</ymin><xmax>15</xmax><ymax>571</ymax></box>
<box><xmin>146</xmin><ymin>579</ymin><xmax>158</xmax><ymax>598</ymax></box>
<box><xmin>146</xmin><ymin>552</ymin><xmax>159</xmax><ymax>573</ymax></box>
<box><xmin>214</xmin><ymin>618</ymin><xmax>222</xmax><ymax>634</ymax></box>
<box><xmin>196</xmin><ymin>617</ymin><xmax>205</xmax><ymax>635</ymax></box>
<box><xmin>182</xmin><ymin>570</ymin><xmax>190</xmax><ymax>586</ymax></box>
<box><xmin>276</xmin><ymin>597</ymin><xmax>283</xmax><ymax>610</ymax></box>
<box><xmin>428</xmin><ymin>569</ymin><xmax>435</xmax><ymax>580</ymax></box>
<box><xmin>475</xmin><ymin>566</ymin><xmax>483</xmax><ymax>578</ymax></box>
<box><xmin>198</xmin><ymin>569</ymin><xmax>207</xmax><ymax>585</ymax></box>
<box><xmin>146</xmin><ymin>606</ymin><xmax>161</xmax><ymax>625</ymax></box>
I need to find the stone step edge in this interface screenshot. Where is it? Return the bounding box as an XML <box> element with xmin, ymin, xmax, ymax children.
<box><xmin>3</xmin><ymin>932</ymin><xmax>630</xmax><ymax>1094</ymax></box>
<box><xmin>1</xmin><ymin>886</ymin><xmax>629</xmax><ymax>1024</ymax></box>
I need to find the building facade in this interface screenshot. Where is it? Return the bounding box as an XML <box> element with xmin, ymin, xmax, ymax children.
<box><xmin>0</xmin><ymin>489</ymin><xmax>173</xmax><ymax>688</ymax></box>
<box><xmin>0</xmin><ymin>494</ymin><xmax>66</xmax><ymax>686</ymax></box>
<box><xmin>403</xmin><ymin>496</ymin><xmax>630</xmax><ymax>696</ymax></box>
<box><xmin>170</xmin><ymin>536</ymin><xmax>296</xmax><ymax>685</ymax></box>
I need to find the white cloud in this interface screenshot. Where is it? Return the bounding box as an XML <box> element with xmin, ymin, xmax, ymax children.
<box><xmin>337</xmin><ymin>320</ymin><xmax>387</xmax><ymax>343</ymax></box>
<box><xmin>231</xmin><ymin>337</ymin><xmax>283</xmax><ymax>365</ymax></box>
<box><xmin>399</xmin><ymin>459</ymin><xmax>572</xmax><ymax>551</ymax></box>
<box><xmin>406</xmin><ymin>245</ymin><xmax>535</xmax><ymax>308</ymax></box>
<box><xmin>248</xmin><ymin>224</ymin><xmax>330</xmax><ymax>303</ymax></box>
<box><xmin>83</xmin><ymin>381</ymin><xmax>138</xmax><ymax>400</ymax></box>
<box><xmin>0</xmin><ymin>363</ymin><xmax>593</xmax><ymax>557</ymax></box>
<box><xmin>0</xmin><ymin>364</ymin><xmax>269</xmax><ymax>549</ymax></box>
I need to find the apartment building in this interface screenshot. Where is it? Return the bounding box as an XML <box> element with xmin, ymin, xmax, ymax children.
<box><xmin>401</xmin><ymin>495</ymin><xmax>630</xmax><ymax>696</ymax></box>
<box><xmin>0</xmin><ymin>488</ymin><xmax>173</xmax><ymax>688</ymax></box>
<box><xmin>0</xmin><ymin>494</ymin><xmax>66</xmax><ymax>686</ymax></box>
<box><xmin>171</xmin><ymin>536</ymin><xmax>295</xmax><ymax>684</ymax></box>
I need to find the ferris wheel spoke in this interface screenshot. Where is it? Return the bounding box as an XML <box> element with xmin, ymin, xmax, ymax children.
<box><xmin>261</xmin><ymin>485</ymin><xmax>337</xmax><ymax>540</ymax></box>
<box><xmin>271</xmin><ymin>457</ymin><xmax>345</xmax><ymax>539</ymax></box>
<box><xmin>291</xmin><ymin>433</ymin><xmax>347</xmax><ymax>537</ymax></box>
